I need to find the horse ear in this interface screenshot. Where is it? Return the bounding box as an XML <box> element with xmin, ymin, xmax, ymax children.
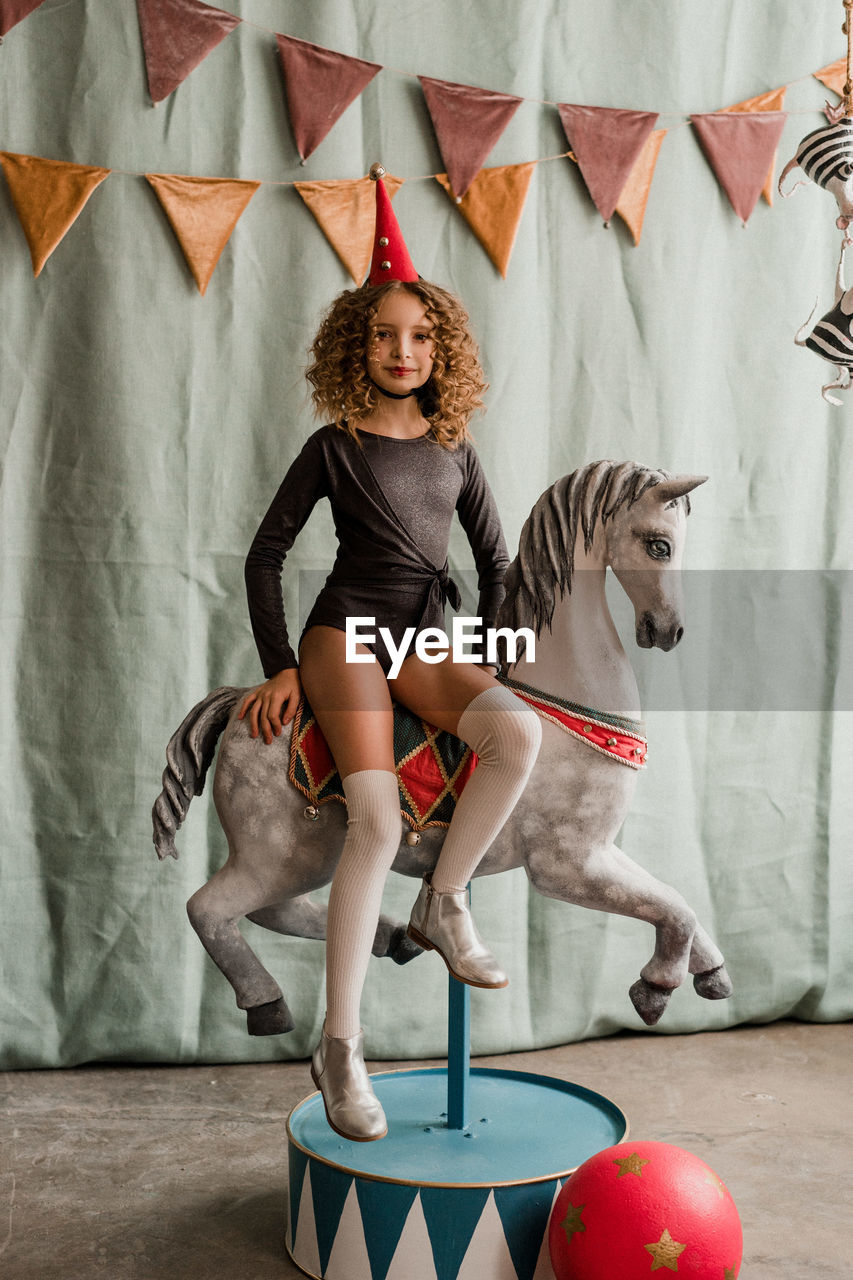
<box><xmin>654</xmin><ymin>474</ymin><xmax>708</xmax><ymax>505</ymax></box>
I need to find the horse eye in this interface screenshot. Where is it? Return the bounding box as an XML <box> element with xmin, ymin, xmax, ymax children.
<box><xmin>647</xmin><ymin>539</ymin><xmax>671</xmax><ymax>560</ymax></box>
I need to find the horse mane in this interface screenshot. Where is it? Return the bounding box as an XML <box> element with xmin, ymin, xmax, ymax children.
<box><xmin>497</xmin><ymin>460</ymin><xmax>685</xmax><ymax>648</ymax></box>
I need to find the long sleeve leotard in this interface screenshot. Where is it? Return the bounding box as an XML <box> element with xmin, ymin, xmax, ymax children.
<box><xmin>244</xmin><ymin>424</ymin><xmax>509</xmax><ymax>677</ymax></box>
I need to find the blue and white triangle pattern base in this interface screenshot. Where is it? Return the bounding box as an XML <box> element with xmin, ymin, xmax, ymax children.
<box><xmin>286</xmin><ymin>1067</ymin><xmax>627</xmax><ymax>1280</ymax></box>
<box><xmin>289</xmin><ymin>1168</ymin><xmax>561</xmax><ymax>1280</ymax></box>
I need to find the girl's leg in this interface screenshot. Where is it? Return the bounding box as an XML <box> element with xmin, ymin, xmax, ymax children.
<box><xmin>299</xmin><ymin>627</ymin><xmax>400</xmax><ymax>1141</ymax></box>
<box><xmin>390</xmin><ymin>658</ymin><xmax>541</xmax><ymax>986</ymax></box>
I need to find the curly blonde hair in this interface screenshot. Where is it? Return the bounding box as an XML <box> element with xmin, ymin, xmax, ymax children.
<box><xmin>306</xmin><ymin>280</ymin><xmax>487</xmax><ymax>449</ymax></box>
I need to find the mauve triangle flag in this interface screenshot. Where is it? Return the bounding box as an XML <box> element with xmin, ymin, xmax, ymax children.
<box><xmin>0</xmin><ymin>0</ymin><xmax>46</xmax><ymax>37</ymax></box>
<box><xmin>136</xmin><ymin>0</ymin><xmax>241</xmax><ymax>104</ymax></box>
<box><xmin>145</xmin><ymin>172</ymin><xmax>260</xmax><ymax>294</ymax></box>
<box><xmin>558</xmin><ymin>104</ymin><xmax>660</xmax><ymax>223</ymax></box>
<box><xmin>0</xmin><ymin>152</ymin><xmax>110</xmax><ymax>277</ymax></box>
<box><xmin>294</xmin><ymin>173</ymin><xmax>404</xmax><ymax>284</ymax></box>
<box><xmin>614</xmin><ymin>129</ymin><xmax>667</xmax><ymax>246</ymax></box>
<box><xmin>435</xmin><ymin>162</ymin><xmax>535</xmax><ymax>277</ymax></box>
<box><xmin>276</xmin><ymin>35</ymin><xmax>382</xmax><ymax>163</ymax></box>
<box><xmin>418</xmin><ymin>76</ymin><xmax>522</xmax><ymax>200</ymax></box>
<box><xmin>814</xmin><ymin>56</ymin><xmax>847</xmax><ymax>99</ymax></box>
<box><xmin>690</xmin><ymin>111</ymin><xmax>788</xmax><ymax>223</ymax></box>
<box><xmin>722</xmin><ymin>86</ymin><xmax>787</xmax><ymax>205</ymax></box>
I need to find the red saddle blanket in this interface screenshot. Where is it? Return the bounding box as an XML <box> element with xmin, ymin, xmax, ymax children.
<box><xmin>288</xmin><ymin>681</ymin><xmax>646</xmax><ymax>832</ymax></box>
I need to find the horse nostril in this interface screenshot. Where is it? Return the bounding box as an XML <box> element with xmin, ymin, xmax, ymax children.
<box><xmin>674</xmin><ymin>626</ymin><xmax>684</xmax><ymax>646</ymax></box>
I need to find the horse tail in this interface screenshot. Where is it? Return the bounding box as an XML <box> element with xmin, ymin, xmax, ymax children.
<box><xmin>152</xmin><ymin>686</ymin><xmax>247</xmax><ymax>861</ymax></box>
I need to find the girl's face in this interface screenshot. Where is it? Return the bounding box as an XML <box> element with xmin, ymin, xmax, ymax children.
<box><xmin>366</xmin><ymin>288</ymin><xmax>435</xmax><ymax>395</ymax></box>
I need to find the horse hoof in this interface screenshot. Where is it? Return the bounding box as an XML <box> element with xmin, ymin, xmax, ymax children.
<box><xmin>246</xmin><ymin>997</ymin><xmax>295</xmax><ymax>1036</ymax></box>
<box><xmin>693</xmin><ymin>964</ymin><xmax>733</xmax><ymax>1001</ymax></box>
<box><xmin>629</xmin><ymin>978</ymin><xmax>673</xmax><ymax>1026</ymax></box>
<box><xmin>388</xmin><ymin>925</ymin><xmax>424</xmax><ymax>966</ymax></box>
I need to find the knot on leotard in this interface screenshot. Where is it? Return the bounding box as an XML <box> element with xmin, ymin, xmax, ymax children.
<box><xmin>433</xmin><ymin>563</ymin><xmax>462</xmax><ymax>612</ymax></box>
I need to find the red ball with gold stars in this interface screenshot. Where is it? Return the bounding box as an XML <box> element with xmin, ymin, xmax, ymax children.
<box><xmin>548</xmin><ymin>1140</ymin><xmax>742</xmax><ymax>1279</ymax></box>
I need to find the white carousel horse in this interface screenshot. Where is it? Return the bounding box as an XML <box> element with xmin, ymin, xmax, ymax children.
<box><xmin>152</xmin><ymin>460</ymin><xmax>732</xmax><ymax>1035</ymax></box>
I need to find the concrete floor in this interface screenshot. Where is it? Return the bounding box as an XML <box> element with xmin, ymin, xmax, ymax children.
<box><xmin>0</xmin><ymin>1019</ymin><xmax>848</xmax><ymax>1279</ymax></box>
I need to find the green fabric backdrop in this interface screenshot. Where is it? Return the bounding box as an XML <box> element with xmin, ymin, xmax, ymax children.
<box><xmin>1</xmin><ymin>0</ymin><xmax>851</xmax><ymax>1068</ymax></box>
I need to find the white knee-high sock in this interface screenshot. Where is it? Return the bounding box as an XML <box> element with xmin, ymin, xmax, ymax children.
<box><xmin>431</xmin><ymin>685</ymin><xmax>541</xmax><ymax>895</ymax></box>
<box><xmin>325</xmin><ymin>769</ymin><xmax>402</xmax><ymax>1040</ymax></box>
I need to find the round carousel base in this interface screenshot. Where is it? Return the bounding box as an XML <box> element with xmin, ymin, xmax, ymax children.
<box><xmin>286</xmin><ymin>1066</ymin><xmax>627</xmax><ymax>1280</ymax></box>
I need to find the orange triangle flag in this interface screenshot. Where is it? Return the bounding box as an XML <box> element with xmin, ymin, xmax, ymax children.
<box><xmin>145</xmin><ymin>173</ymin><xmax>260</xmax><ymax>294</ymax></box>
<box><xmin>0</xmin><ymin>152</ymin><xmax>110</xmax><ymax>277</ymax></box>
<box><xmin>276</xmin><ymin>35</ymin><xmax>382</xmax><ymax>162</ymax></box>
<box><xmin>136</xmin><ymin>0</ymin><xmax>241</xmax><ymax>104</ymax></box>
<box><xmin>814</xmin><ymin>56</ymin><xmax>847</xmax><ymax>99</ymax></box>
<box><xmin>614</xmin><ymin>130</ymin><xmax>667</xmax><ymax>246</ymax></box>
<box><xmin>0</xmin><ymin>0</ymin><xmax>47</xmax><ymax>37</ymax></box>
<box><xmin>690</xmin><ymin>111</ymin><xmax>787</xmax><ymax>223</ymax></box>
<box><xmin>722</xmin><ymin>86</ymin><xmax>787</xmax><ymax>205</ymax></box>
<box><xmin>419</xmin><ymin>76</ymin><xmax>522</xmax><ymax>200</ymax></box>
<box><xmin>558</xmin><ymin>105</ymin><xmax>660</xmax><ymax>222</ymax></box>
<box><xmin>294</xmin><ymin>174</ymin><xmax>404</xmax><ymax>284</ymax></box>
<box><xmin>435</xmin><ymin>162</ymin><xmax>535</xmax><ymax>277</ymax></box>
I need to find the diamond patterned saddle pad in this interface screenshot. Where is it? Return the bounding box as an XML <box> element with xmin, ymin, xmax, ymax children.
<box><xmin>288</xmin><ymin>696</ymin><xmax>477</xmax><ymax>831</ymax></box>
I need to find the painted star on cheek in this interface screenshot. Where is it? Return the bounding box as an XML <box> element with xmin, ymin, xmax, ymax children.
<box><xmin>614</xmin><ymin>1152</ymin><xmax>650</xmax><ymax>1177</ymax></box>
<box><xmin>560</xmin><ymin>1201</ymin><xmax>586</xmax><ymax>1240</ymax></box>
<box><xmin>644</xmin><ymin>1228</ymin><xmax>686</xmax><ymax>1271</ymax></box>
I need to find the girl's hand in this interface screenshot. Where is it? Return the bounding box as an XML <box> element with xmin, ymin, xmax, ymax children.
<box><xmin>238</xmin><ymin>668</ymin><xmax>302</xmax><ymax>744</ymax></box>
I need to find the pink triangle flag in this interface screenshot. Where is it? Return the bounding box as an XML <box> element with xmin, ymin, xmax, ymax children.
<box><xmin>135</xmin><ymin>0</ymin><xmax>241</xmax><ymax>104</ymax></box>
<box><xmin>418</xmin><ymin>76</ymin><xmax>522</xmax><ymax>200</ymax></box>
<box><xmin>0</xmin><ymin>0</ymin><xmax>47</xmax><ymax>37</ymax></box>
<box><xmin>276</xmin><ymin>35</ymin><xmax>382</xmax><ymax>162</ymax></box>
<box><xmin>690</xmin><ymin>111</ymin><xmax>788</xmax><ymax>223</ymax></box>
<box><xmin>557</xmin><ymin>104</ymin><xmax>660</xmax><ymax>222</ymax></box>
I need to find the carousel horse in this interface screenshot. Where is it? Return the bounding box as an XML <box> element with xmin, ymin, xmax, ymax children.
<box><xmin>152</xmin><ymin>460</ymin><xmax>732</xmax><ymax>1034</ymax></box>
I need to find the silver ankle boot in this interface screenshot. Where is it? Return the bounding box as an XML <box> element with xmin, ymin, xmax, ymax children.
<box><xmin>310</xmin><ymin>1024</ymin><xmax>388</xmax><ymax>1142</ymax></box>
<box><xmin>407</xmin><ymin>875</ymin><xmax>508</xmax><ymax>988</ymax></box>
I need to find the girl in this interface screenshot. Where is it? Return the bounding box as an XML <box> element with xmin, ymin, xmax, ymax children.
<box><xmin>239</xmin><ymin>172</ymin><xmax>541</xmax><ymax>1142</ymax></box>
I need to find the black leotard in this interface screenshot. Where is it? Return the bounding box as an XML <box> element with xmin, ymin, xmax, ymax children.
<box><xmin>245</xmin><ymin>424</ymin><xmax>509</xmax><ymax>676</ymax></box>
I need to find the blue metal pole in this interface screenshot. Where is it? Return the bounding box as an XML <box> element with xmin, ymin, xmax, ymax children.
<box><xmin>446</xmin><ymin>887</ymin><xmax>472</xmax><ymax>1130</ymax></box>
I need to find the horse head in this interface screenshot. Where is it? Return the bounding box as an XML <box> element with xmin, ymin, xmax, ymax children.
<box><xmin>603</xmin><ymin>470</ymin><xmax>707</xmax><ymax>651</ymax></box>
<box><xmin>497</xmin><ymin>461</ymin><xmax>707</xmax><ymax>663</ymax></box>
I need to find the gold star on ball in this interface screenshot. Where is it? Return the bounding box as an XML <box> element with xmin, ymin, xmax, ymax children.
<box><xmin>560</xmin><ymin>1201</ymin><xmax>586</xmax><ymax>1241</ymax></box>
<box><xmin>723</xmin><ymin>1268</ymin><xmax>738</xmax><ymax>1280</ymax></box>
<box><xmin>644</xmin><ymin>1228</ymin><xmax>686</xmax><ymax>1272</ymax></box>
<box><xmin>614</xmin><ymin>1152</ymin><xmax>650</xmax><ymax>1178</ymax></box>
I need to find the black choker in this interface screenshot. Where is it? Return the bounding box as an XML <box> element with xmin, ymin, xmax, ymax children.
<box><xmin>368</xmin><ymin>375</ymin><xmax>418</xmax><ymax>400</ymax></box>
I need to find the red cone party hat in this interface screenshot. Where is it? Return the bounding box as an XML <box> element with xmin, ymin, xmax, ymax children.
<box><xmin>367</xmin><ymin>163</ymin><xmax>418</xmax><ymax>284</ymax></box>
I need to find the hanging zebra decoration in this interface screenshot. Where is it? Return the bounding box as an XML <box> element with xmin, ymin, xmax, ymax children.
<box><xmin>779</xmin><ymin>116</ymin><xmax>853</xmax><ymax>402</ymax></box>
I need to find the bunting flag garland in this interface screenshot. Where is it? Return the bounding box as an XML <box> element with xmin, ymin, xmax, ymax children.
<box><xmin>145</xmin><ymin>172</ymin><xmax>260</xmax><ymax>293</ymax></box>
<box><xmin>0</xmin><ymin>0</ymin><xmax>46</xmax><ymax>37</ymax></box>
<box><xmin>276</xmin><ymin>35</ymin><xmax>382</xmax><ymax>163</ymax></box>
<box><xmin>0</xmin><ymin>152</ymin><xmax>110</xmax><ymax>277</ymax></box>
<box><xmin>690</xmin><ymin>110</ymin><xmax>788</xmax><ymax>223</ymax></box>
<box><xmin>136</xmin><ymin>0</ymin><xmax>241</xmax><ymax>104</ymax></box>
<box><xmin>722</xmin><ymin>87</ymin><xmax>788</xmax><ymax>205</ymax></box>
<box><xmin>294</xmin><ymin>173</ymin><xmax>404</xmax><ymax>284</ymax></box>
<box><xmin>814</xmin><ymin>56</ymin><xmax>847</xmax><ymax>98</ymax></box>
<box><xmin>435</xmin><ymin>162</ymin><xmax>535</xmax><ymax>277</ymax></box>
<box><xmin>418</xmin><ymin>76</ymin><xmax>523</xmax><ymax>200</ymax></box>
<box><xmin>557</xmin><ymin>105</ymin><xmax>660</xmax><ymax>223</ymax></box>
<box><xmin>614</xmin><ymin>130</ymin><xmax>667</xmax><ymax>246</ymax></box>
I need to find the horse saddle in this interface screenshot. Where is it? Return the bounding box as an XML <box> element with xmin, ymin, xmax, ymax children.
<box><xmin>288</xmin><ymin>682</ymin><xmax>647</xmax><ymax>832</ymax></box>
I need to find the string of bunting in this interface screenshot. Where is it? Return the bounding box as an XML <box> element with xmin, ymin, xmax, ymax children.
<box><xmin>0</xmin><ymin>0</ymin><xmax>849</xmax><ymax>292</ymax></box>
